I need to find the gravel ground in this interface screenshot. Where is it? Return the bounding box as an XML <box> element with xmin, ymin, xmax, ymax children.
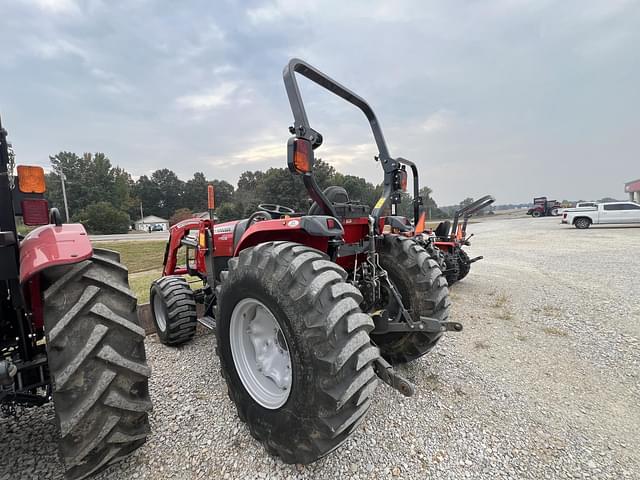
<box><xmin>3</xmin><ymin>216</ymin><xmax>639</xmax><ymax>479</ymax></box>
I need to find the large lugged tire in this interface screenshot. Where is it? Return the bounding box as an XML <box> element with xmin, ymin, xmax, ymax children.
<box><xmin>423</xmin><ymin>239</ymin><xmax>446</xmax><ymax>272</ymax></box>
<box><xmin>150</xmin><ymin>276</ymin><xmax>197</xmax><ymax>346</ymax></box>
<box><xmin>41</xmin><ymin>248</ymin><xmax>152</xmax><ymax>480</ymax></box>
<box><xmin>216</xmin><ymin>241</ymin><xmax>379</xmax><ymax>464</ymax></box>
<box><xmin>456</xmin><ymin>249</ymin><xmax>471</xmax><ymax>281</ymax></box>
<box><xmin>442</xmin><ymin>250</ymin><xmax>460</xmax><ymax>286</ymax></box>
<box><xmin>373</xmin><ymin>235</ymin><xmax>451</xmax><ymax>364</ymax></box>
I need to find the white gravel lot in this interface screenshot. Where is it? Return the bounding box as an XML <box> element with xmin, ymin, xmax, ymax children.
<box><xmin>2</xmin><ymin>216</ymin><xmax>639</xmax><ymax>480</ymax></box>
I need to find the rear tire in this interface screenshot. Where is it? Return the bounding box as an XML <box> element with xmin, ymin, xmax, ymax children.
<box><xmin>456</xmin><ymin>249</ymin><xmax>471</xmax><ymax>281</ymax></box>
<box><xmin>42</xmin><ymin>248</ymin><xmax>152</xmax><ymax>480</ymax></box>
<box><xmin>216</xmin><ymin>242</ymin><xmax>378</xmax><ymax>464</ymax></box>
<box><xmin>372</xmin><ymin>235</ymin><xmax>451</xmax><ymax>364</ymax></box>
<box><xmin>574</xmin><ymin>217</ymin><xmax>591</xmax><ymax>229</ymax></box>
<box><xmin>150</xmin><ymin>276</ymin><xmax>197</xmax><ymax>346</ymax></box>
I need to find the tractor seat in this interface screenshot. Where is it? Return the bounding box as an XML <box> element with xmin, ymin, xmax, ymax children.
<box><xmin>232</xmin><ymin>218</ymin><xmax>250</xmax><ymax>248</ymax></box>
<box><xmin>434</xmin><ymin>220</ymin><xmax>451</xmax><ymax>239</ymax></box>
<box><xmin>308</xmin><ymin>186</ymin><xmax>369</xmax><ymax>218</ymax></box>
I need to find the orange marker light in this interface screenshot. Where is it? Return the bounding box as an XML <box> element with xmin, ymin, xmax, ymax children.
<box><xmin>17</xmin><ymin>165</ymin><xmax>46</xmax><ymax>194</ymax></box>
<box><xmin>415</xmin><ymin>211</ymin><xmax>426</xmax><ymax>234</ymax></box>
<box><xmin>399</xmin><ymin>170</ymin><xmax>408</xmax><ymax>192</ymax></box>
<box><xmin>207</xmin><ymin>185</ymin><xmax>215</xmax><ymax>210</ymax></box>
<box><xmin>293</xmin><ymin>139</ymin><xmax>311</xmax><ymax>173</ymax></box>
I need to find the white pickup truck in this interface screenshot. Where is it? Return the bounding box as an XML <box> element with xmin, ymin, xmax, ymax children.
<box><xmin>560</xmin><ymin>202</ymin><xmax>597</xmax><ymax>222</ymax></box>
<box><xmin>564</xmin><ymin>201</ymin><xmax>640</xmax><ymax>229</ymax></box>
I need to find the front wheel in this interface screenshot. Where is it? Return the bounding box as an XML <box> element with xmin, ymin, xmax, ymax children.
<box><xmin>150</xmin><ymin>276</ymin><xmax>197</xmax><ymax>346</ymax></box>
<box><xmin>574</xmin><ymin>217</ymin><xmax>591</xmax><ymax>229</ymax></box>
<box><xmin>532</xmin><ymin>210</ymin><xmax>542</xmax><ymax>218</ymax></box>
<box><xmin>216</xmin><ymin>242</ymin><xmax>378</xmax><ymax>464</ymax></box>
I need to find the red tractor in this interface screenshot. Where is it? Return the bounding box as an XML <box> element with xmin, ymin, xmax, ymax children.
<box><xmin>381</xmin><ymin>190</ymin><xmax>495</xmax><ymax>286</ymax></box>
<box><xmin>0</xmin><ymin>117</ymin><xmax>151</xmax><ymax>479</ymax></box>
<box><xmin>150</xmin><ymin>58</ymin><xmax>462</xmax><ymax>464</ymax></box>
<box><xmin>429</xmin><ymin>195</ymin><xmax>495</xmax><ymax>285</ymax></box>
<box><xmin>527</xmin><ymin>196</ymin><xmax>561</xmax><ymax>217</ymax></box>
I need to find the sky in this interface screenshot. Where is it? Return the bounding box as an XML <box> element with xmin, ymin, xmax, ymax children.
<box><xmin>1</xmin><ymin>0</ymin><xmax>638</xmax><ymax>205</ymax></box>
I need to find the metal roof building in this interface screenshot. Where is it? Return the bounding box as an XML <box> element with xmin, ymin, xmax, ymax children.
<box><xmin>625</xmin><ymin>179</ymin><xmax>640</xmax><ymax>202</ymax></box>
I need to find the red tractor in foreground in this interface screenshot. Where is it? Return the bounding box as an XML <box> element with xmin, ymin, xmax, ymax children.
<box><xmin>150</xmin><ymin>58</ymin><xmax>462</xmax><ymax>464</ymax></box>
<box><xmin>0</xmin><ymin>117</ymin><xmax>151</xmax><ymax>479</ymax></box>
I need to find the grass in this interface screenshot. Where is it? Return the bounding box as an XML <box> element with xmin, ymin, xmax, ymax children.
<box><xmin>532</xmin><ymin>304</ymin><xmax>562</xmax><ymax>316</ymax></box>
<box><xmin>95</xmin><ymin>241</ymin><xmax>167</xmax><ymax>273</ymax></box>
<box><xmin>93</xmin><ymin>239</ymin><xmax>205</xmax><ymax>304</ymax></box>
<box><xmin>491</xmin><ymin>293</ymin><xmax>509</xmax><ymax>309</ymax></box>
<box><xmin>129</xmin><ymin>269</ymin><xmax>163</xmax><ymax>303</ymax></box>
<box><xmin>543</xmin><ymin>326</ymin><xmax>568</xmax><ymax>337</ymax></box>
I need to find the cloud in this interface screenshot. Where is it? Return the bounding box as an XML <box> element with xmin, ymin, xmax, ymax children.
<box><xmin>2</xmin><ymin>0</ymin><xmax>638</xmax><ymax>205</ymax></box>
<box><xmin>175</xmin><ymin>82</ymin><xmax>239</xmax><ymax>111</ymax></box>
<box><xmin>421</xmin><ymin>110</ymin><xmax>455</xmax><ymax>134</ymax></box>
<box><xmin>22</xmin><ymin>0</ymin><xmax>80</xmax><ymax>15</ymax></box>
<box><xmin>29</xmin><ymin>37</ymin><xmax>87</xmax><ymax>60</ymax></box>
<box><xmin>209</xmin><ymin>142</ymin><xmax>284</xmax><ymax>167</ymax></box>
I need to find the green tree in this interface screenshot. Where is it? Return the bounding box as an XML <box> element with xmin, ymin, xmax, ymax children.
<box><xmin>47</xmin><ymin>152</ymin><xmax>133</xmax><ymax>219</ymax></box>
<box><xmin>73</xmin><ymin>202</ymin><xmax>130</xmax><ymax>234</ymax></box>
<box><xmin>169</xmin><ymin>208</ymin><xmax>194</xmax><ymax>226</ymax></box>
<box><xmin>132</xmin><ymin>175</ymin><xmax>162</xmax><ymax>219</ymax></box>
<box><xmin>149</xmin><ymin>169</ymin><xmax>184</xmax><ymax>218</ymax></box>
<box><xmin>182</xmin><ymin>172</ymin><xmax>209</xmax><ymax>212</ymax></box>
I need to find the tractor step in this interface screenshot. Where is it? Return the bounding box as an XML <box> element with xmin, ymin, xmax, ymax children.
<box><xmin>468</xmin><ymin>255</ymin><xmax>483</xmax><ymax>264</ymax></box>
<box><xmin>373</xmin><ymin>357</ymin><xmax>415</xmax><ymax>397</ymax></box>
<box><xmin>197</xmin><ymin>316</ymin><xmax>216</xmax><ymax>331</ymax></box>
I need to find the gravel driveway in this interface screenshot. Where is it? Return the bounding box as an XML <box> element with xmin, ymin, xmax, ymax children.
<box><xmin>3</xmin><ymin>216</ymin><xmax>639</xmax><ymax>479</ymax></box>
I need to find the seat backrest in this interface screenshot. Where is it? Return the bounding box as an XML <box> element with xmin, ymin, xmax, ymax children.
<box><xmin>434</xmin><ymin>220</ymin><xmax>451</xmax><ymax>239</ymax></box>
<box><xmin>308</xmin><ymin>186</ymin><xmax>351</xmax><ymax>215</ymax></box>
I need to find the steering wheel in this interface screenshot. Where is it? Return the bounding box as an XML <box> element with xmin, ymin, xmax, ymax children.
<box><xmin>257</xmin><ymin>203</ymin><xmax>296</xmax><ymax>219</ymax></box>
<box><xmin>247</xmin><ymin>211</ymin><xmax>272</xmax><ymax>225</ymax></box>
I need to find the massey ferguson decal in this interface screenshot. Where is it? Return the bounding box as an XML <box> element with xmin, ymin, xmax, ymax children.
<box><xmin>214</xmin><ymin>225</ymin><xmax>234</xmax><ymax>234</ymax></box>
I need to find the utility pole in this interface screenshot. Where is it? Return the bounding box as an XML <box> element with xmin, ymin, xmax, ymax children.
<box><xmin>59</xmin><ymin>171</ymin><xmax>70</xmax><ymax>223</ymax></box>
<box><xmin>140</xmin><ymin>202</ymin><xmax>144</xmax><ymax>231</ymax></box>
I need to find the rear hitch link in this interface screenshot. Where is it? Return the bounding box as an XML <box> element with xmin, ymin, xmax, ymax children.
<box><xmin>373</xmin><ymin>357</ymin><xmax>415</xmax><ymax>397</ymax></box>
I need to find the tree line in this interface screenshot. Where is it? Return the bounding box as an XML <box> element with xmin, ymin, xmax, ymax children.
<box><xmin>44</xmin><ymin>151</ymin><xmax>450</xmax><ymax>234</ymax></box>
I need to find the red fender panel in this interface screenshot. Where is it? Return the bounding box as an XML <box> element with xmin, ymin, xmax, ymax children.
<box><xmin>20</xmin><ymin>223</ymin><xmax>93</xmax><ymax>283</ymax></box>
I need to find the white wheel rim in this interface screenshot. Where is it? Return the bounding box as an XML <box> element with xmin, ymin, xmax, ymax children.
<box><xmin>230</xmin><ymin>298</ymin><xmax>292</xmax><ymax>409</ymax></box>
<box><xmin>153</xmin><ymin>294</ymin><xmax>167</xmax><ymax>332</ymax></box>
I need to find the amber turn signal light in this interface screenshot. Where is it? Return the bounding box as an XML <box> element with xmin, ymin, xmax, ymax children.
<box><xmin>17</xmin><ymin>165</ymin><xmax>46</xmax><ymax>194</ymax></box>
<box><xmin>287</xmin><ymin>137</ymin><xmax>314</xmax><ymax>175</ymax></box>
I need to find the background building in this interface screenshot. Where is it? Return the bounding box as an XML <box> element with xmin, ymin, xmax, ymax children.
<box><xmin>625</xmin><ymin>179</ymin><xmax>640</xmax><ymax>202</ymax></box>
<box><xmin>134</xmin><ymin>215</ymin><xmax>169</xmax><ymax>231</ymax></box>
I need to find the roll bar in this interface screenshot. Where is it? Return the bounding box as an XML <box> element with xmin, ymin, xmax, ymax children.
<box><xmin>283</xmin><ymin>59</ymin><xmax>407</xmax><ymax>227</ymax></box>
<box><xmin>283</xmin><ymin>58</ymin><xmax>392</xmax><ymax>160</ymax></box>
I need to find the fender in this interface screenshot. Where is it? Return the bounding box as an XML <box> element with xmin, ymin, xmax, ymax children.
<box><xmin>19</xmin><ymin>223</ymin><xmax>93</xmax><ymax>283</ymax></box>
<box><xmin>234</xmin><ymin>216</ymin><xmax>343</xmax><ymax>256</ymax></box>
